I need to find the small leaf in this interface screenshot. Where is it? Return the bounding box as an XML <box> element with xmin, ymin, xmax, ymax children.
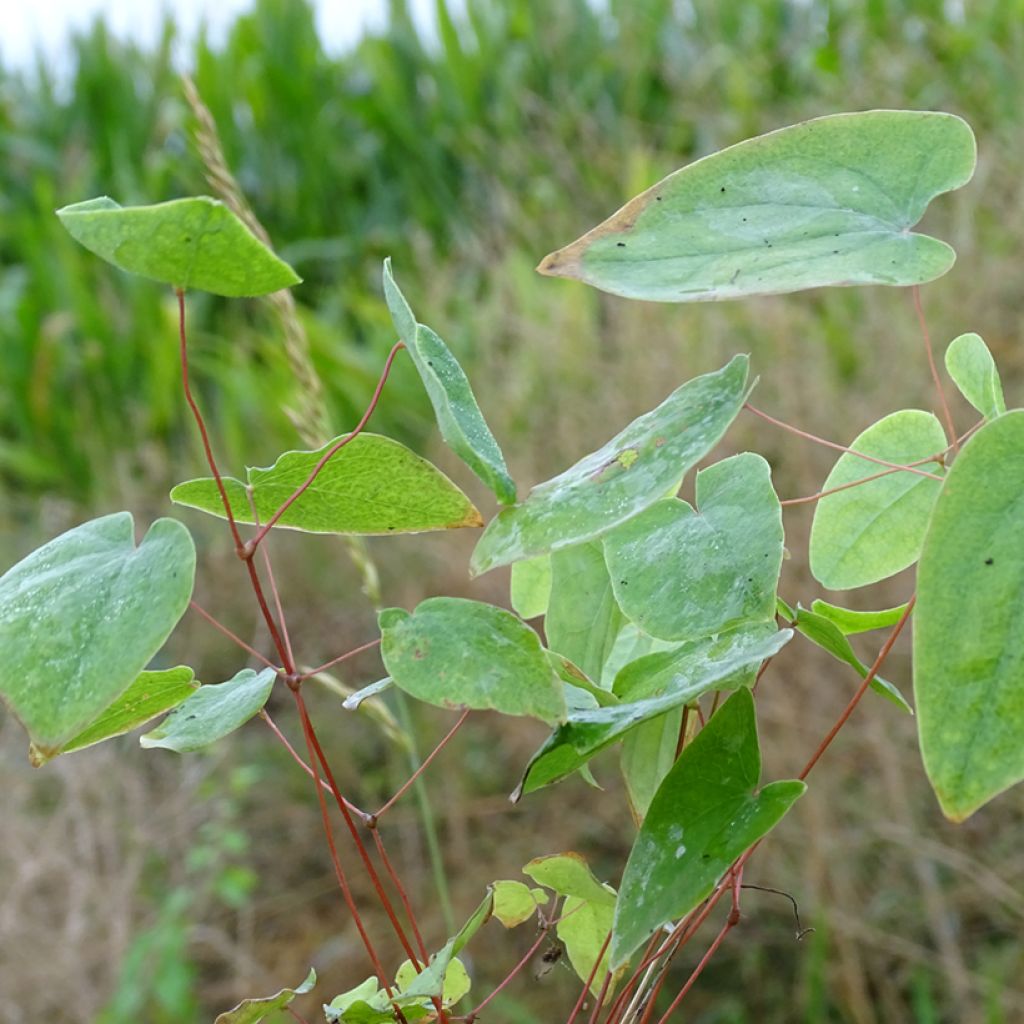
<box><xmin>140</xmin><ymin>668</ymin><xmax>276</xmax><ymax>752</ymax></box>
<box><xmin>547</xmin><ymin>653</ymin><xmax>619</xmax><ymax>709</ymax></box>
<box><xmin>515</xmin><ymin>627</ymin><xmax>790</xmax><ymax>797</ymax></box>
<box><xmin>558</xmin><ymin>896</ymin><xmax>620</xmax><ymax>999</ymax></box>
<box><xmin>395</xmin><ymin>956</ymin><xmax>470</xmax><ymax>1007</ymax></box>
<box><xmin>539</xmin><ymin>111</ymin><xmax>975</xmax><ymax>301</ymax></box>
<box><xmin>809</xmin><ymin>410</ymin><xmax>946</xmax><ymax>590</ymax></box>
<box><xmin>605</xmin><ymin>454</ymin><xmax>783</xmax><ymax>640</ymax></box>
<box><xmin>471</xmin><ymin>355</ymin><xmax>750</xmax><ymax>575</ymax></box>
<box><xmin>916</xmin><ymin>412</ymin><xmax>1024</xmax><ymax>820</ymax></box>
<box><xmin>547</xmin><ymin>541</ymin><xmax>626</xmax><ymax>681</ymax></box>
<box><xmin>383</xmin><ymin>259</ymin><xmax>516</xmax><ymax>504</ymax></box>
<box><xmin>41</xmin><ymin>667</ymin><xmax>199</xmax><ymax>764</ymax></box>
<box><xmin>492</xmin><ymin>880</ymin><xmax>549</xmax><ymax>928</ymax></box>
<box><xmin>523</xmin><ymin>852</ymin><xmax>616</xmax><ymax>906</ymax></box>
<box><xmin>171</xmin><ymin>433</ymin><xmax>482</xmax><ymax>536</ymax></box>
<box><xmin>786</xmin><ymin>605</ymin><xmax>912</xmax><ymax>713</ymax></box>
<box><xmin>945</xmin><ymin>332</ymin><xmax>1005</xmax><ymax>420</ymax></box>
<box><xmin>342</xmin><ymin>677</ymin><xmax>394</xmax><ymax>710</ymax></box>
<box><xmin>810</xmin><ymin>599</ymin><xmax>911</xmax><ymax>635</ymax></box>
<box><xmin>57</xmin><ymin>196</ymin><xmax>300</xmax><ymax>297</ymax></box>
<box><xmin>510</xmin><ymin>556</ymin><xmax>552</xmax><ymax>619</ymax></box>
<box><xmin>380</xmin><ymin>598</ymin><xmax>566</xmax><ymax>725</ymax></box>
<box><xmin>611</xmin><ymin>690</ymin><xmax>805</xmax><ymax>967</ymax></box>
<box><xmin>214</xmin><ymin>968</ymin><xmax>315</xmax><ymax>1023</ymax></box>
<box><xmin>0</xmin><ymin>512</ymin><xmax>195</xmax><ymax>758</ymax></box>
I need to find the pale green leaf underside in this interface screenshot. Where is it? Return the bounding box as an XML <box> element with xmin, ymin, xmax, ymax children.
<box><xmin>40</xmin><ymin>667</ymin><xmax>199</xmax><ymax>764</ymax></box>
<box><xmin>214</xmin><ymin>968</ymin><xmax>315</xmax><ymax>1023</ymax></box>
<box><xmin>605</xmin><ymin>453</ymin><xmax>782</xmax><ymax>641</ymax></box>
<box><xmin>915</xmin><ymin>412</ymin><xmax>1024</xmax><ymax>820</ymax></box>
<box><xmin>539</xmin><ymin>111</ymin><xmax>975</xmax><ymax>301</ymax></box>
<box><xmin>523</xmin><ymin>852</ymin><xmax>617</xmax><ymax>906</ymax></box>
<box><xmin>611</xmin><ymin>690</ymin><xmax>805</xmax><ymax>967</ymax></box>
<box><xmin>379</xmin><ymin>598</ymin><xmax>566</xmax><ymax>725</ymax></box>
<box><xmin>471</xmin><ymin>355</ymin><xmax>750</xmax><ymax>575</ymax></box>
<box><xmin>809</xmin><ymin>409</ymin><xmax>946</xmax><ymax>590</ymax></box>
<box><xmin>515</xmin><ymin>626</ymin><xmax>791</xmax><ymax>797</ymax></box>
<box><xmin>383</xmin><ymin>259</ymin><xmax>516</xmax><ymax>504</ymax></box>
<box><xmin>945</xmin><ymin>333</ymin><xmax>1006</xmax><ymax>421</ymax></box>
<box><xmin>810</xmin><ymin>599</ymin><xmax>910</xmax><ymax>635</ymax></box>
<box><xmin>0</xmin><ymin>512</ymin><xmax>195</xmax><ymax>757</ymax></box>
<box><xmin>57</xmin><ymin>196</ymin><xmax>301</xmax><ymax>297</ymax></box>
<box><xmin>140</xmin><ymin>667</ymin><xmax>276</xmax><ymax>752</ymax></box>
<box><xmin>171</xmin><ymin>432</ymin><xmax>482</xmax><ymax>536</ymax></box>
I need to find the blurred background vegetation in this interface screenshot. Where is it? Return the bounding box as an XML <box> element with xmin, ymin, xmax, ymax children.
<box><xmin>1</xmin><ymin>1</ymin><xmax>1023</xmax><ymax>1021</ymax></box>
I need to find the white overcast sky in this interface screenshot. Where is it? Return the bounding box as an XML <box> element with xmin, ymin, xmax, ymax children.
<box><xmin>2</xmin><ymin>0</ymin><xmax>444</xmax><ymax>69</ymax></box>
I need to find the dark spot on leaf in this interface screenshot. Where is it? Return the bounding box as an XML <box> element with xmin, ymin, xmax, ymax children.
<box><xmin>388</xmin><ymin>526</ymin><xmax>396</xmax><ymax>531</ymax></box>
<box><xmin>741</xmin><ymin>216</ymin><xmax>747</xmax><ymax>222</ymax></box>
<box><xmin>620</xmin><ymin>580</ymin><xmax>628</xmax><ymax>586</ymax></box>
<box><xmin>985</xmin><ymin>557</ymin><xmax>994</xmax><ymax>565</ymax></box>
<box><xmin>655</xmin><ymin>196</ymin><xmax>662</xmax><ymax>201</ymax></box>
<box><xmin>720</xmin><ymin>186</ymin><xmax>726</xmax><ymax>193</ymax></box>
<box><xmin>183</xmin><ymin>236</ymin><xmax>192</xmax><ymax>243</ymax></box>
<box><xmin>414</xmin><ymin>649</ymin><xmax>424</xmax><ymax>659</ymax></box>
<box><xmin>616</xmin><ymin>242</ymin><xmax>626</xmax><ymax>248</ymax></box>
<box><xmin>832</xmin><ymin>250</ymin><xmax>839</xmax><ymax>255</ymax></box>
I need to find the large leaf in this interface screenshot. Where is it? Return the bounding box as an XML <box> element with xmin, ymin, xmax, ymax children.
<box><xmin>171</xmin><ymin>433</ymin><xmax>482</xmax><ymax>536</ymax></box>
<box><xmin>945</xmin><ymin>333</ymin><xmax>1005</xmax><ymax>421</ymax></box>
<box><xmin>471</xmin><ymin>355</ymin><xmax>750</xmax><ymax>575</ymax></box>
<box><xmin>57</xmin><ymin>196</ymin><xmax>300</xmax><ymax>297</ymax></box>
<box><xmin>809</xmin><ymin>410</ymin><xmax>946</xmax><ymax>590</ymax></box>
<box><xmin>538</xmin><ymin>111</ymin><xmax>975</xmax><ymax>301</ymax></box>
<box><xmin>915</xmin><ymin>412</ymin><xmax>1024</xmax><ymax>820</ymax></box>
<box><xmin>0</xmin><ymin>512</ymin><xmax>195</xmax><ymax>759</ymax></box>
<box><xmin>515</xmin><ymin>627</ymin><xmax>791</xmax><ymax>796</ymax></box>
<box><xmin>34</xmin><ymin>667</ymin><xmax>200</xmax><ymax>765</ymax></box>
<box><xmin>379</xmin><ymin>598</ymin><xmax>566</xmax><ymax>725</ymax></box>
<box><xmin>214</xmin><ymin>968</ymin><xmax>315</xmax><ymax>1023</ymax></box>
<box><xmin>547</xmin><ymin>542</ymin><xmax>626</xmax><ymax>682</ymax></box>
<box><xmin>140</xmin><ymin>668</ymin><xmax>276</xmax><ymax>752</ymax></box>
<box><xmin>383</xmin><ymin>259</ymin><xmax>516</xmax><ymax>504</ymax></box>
<box><xmin>611</xmin><ymin>690</ymin><xmax>805</xmax><ymax>966</ymax></box>
<box><xmin>605</xmin><ymin>454</ymin><xmax>782</xmax><ymax>640</ymax></box>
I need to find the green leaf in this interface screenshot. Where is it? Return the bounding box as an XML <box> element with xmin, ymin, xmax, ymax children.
<box><xmin>810</xmin><ymin>599</ymin><xmax>911</xmax><ymax>635</ymax></box>
<box><xmin>57</xmin><ymin>196</ymin><xmax>300</xmax><ymax>298</ymax></box>
<box><xmin>0</xmin><ymin>512</ymin><xmax>195</xmax><ymax>759</ymax></box>
<box><xmin>605</xmin><ymin>454</ymin><xmax>783</xmax><ymax>641</ymax></box>
<box><xmin>171</xmin><ymin>433</ymin><xmax>482</xmax><ymax>536</ymax></box>
<box><xmin>558</xmin><ymin>896</ymin><xmax>620</xmax><ymax>999</ymax></box>
<box><xmin>214</xmin><ymin>968</ymin><xmax>315</xmax><ymax>1023</ymax></box>
<box><xmin>523</xmin><ymin>852</ymin><xmax>616</xmax><ymax>906</ymax></box>
<box><xmin>395</xmin><ymin>956</ymin><xmax>470</xmax><ymax>1007</ymax></box>
<box><xmin>42</xmin><ymin>667</ymin><xmax>199</xmax><ymax>764</ymax></box>
<box><xmin>515</xmin><ymin>627</ymin><xmax>791</xmax><ymax>797</ymax></box>
<box><xmin>379</xmin><ymin>598</ymin><xmax>566</xmax><ymax>725</ymax></box>
<box><xmin>547</xmin><ymin>542</ymin><xmax>626</xmax><ymax>681</ymax></box>
<box><xmin>611</xmin><ymin>690</ymin><xmax>805</xmax><ymax>967</ymax></box>
<box><xmin>325</xmin><ymin>978</ymin><xmax>389</xmax><ymax>1024</ymax></box>
<box><xmin>140</xmin><ymin>668</ymin><xmax>276</xmax><ymax>752</ymax></box>
<box><xmin>510</xmin><ymin>556</ymin><xmax>552</xmax><ymax>619</ymax></box>
<box><xmin>945</xmin><ymin>333</ymin><xmax>1006</xmax><ymax>421</ymax></box>
<box><xmin>915</xmin><ymin>412</ymin><xmax>1024</xmax><ymax>820</ymax></box>
<box><xmin>471</xmin><ymin>355</ymin><xmax>750</xmax><ymax>575</ymax></box>
<box><xmin>786</xmin><ymin>605</ymin><xmax>912</xmax><ymax>713</ymax></box>
<box><xmin>342</xmin><ymin>677</ymin><xmax>394</xmax><ymax>710</ymax></box>
<box><xmin>620</xmin><ymin>706</ymin><xmax>685</xmax><ymax>824</ymax></box>
<box><xmin>383</xmin><ymin>259</ymin><xmax>516</xmax><ymax>504</ymax></box>
<box><xmin>809</xmin><ymin>410</ymin><xmax>946</xmax><ymax>590</ymax></box>
<box><xmin>491</xmin><ymin>881</ymin><xmax>549</xmax><ymax>928</ymax></box>
<box><xmin>538</xmin><ymin>111</ymin><xmax>975</xmax><ymax>301</ymax></box>
<box><xmin>547</xmin><ymin>653</ymin><xmax>619</xmax><ymax>709</ymax></box>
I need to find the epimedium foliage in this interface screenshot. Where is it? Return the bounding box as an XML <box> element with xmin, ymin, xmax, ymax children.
<box><xmin>0</xmin><ymin>108</ymin><xmax>1018</xmax><ymax>1021</ymax></box>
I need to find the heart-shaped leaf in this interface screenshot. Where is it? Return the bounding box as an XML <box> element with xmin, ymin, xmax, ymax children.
<box><xmin>0</xmin><ymin>512</ymin><xmax>195</xmax><ymax>760</ymax></box>
<box><xmin>605</xmin><ymin>453</ymin><xmax>782</xmax><ymax>641</ymax></box>
<box><xmin>140</xmin><ymin>667</ymin><xmax>276</xmax><ymax>752</ymax></box>
<box><xmin>809</xmin><ymin>410</ymin><xmax>946</xmax><ymax>590</ymax></box>
<box><xmin>611</xmin><ymin>690</ymin><xmax>805</xmax><ymax>967</ymax></box>
<box><xmin>471</xmin><ymin>355</ymin><xmax>750</xmax><ymax>575</ymax></box>
<box><xmin>916</xmin><ymin>412</ymin><xmax>1024</xmax><ymax>820</ymax></box>
<box><xmin>539</xmin><ymin>111</ymin><xmax>975</xmax><ymax>301</ymax></box>
<box><xmin>379</xmin><ymin>598</ymin><xmax>566</xmax><ymax>725</ymax></box>
<box><xmin>171</xmin><ymin>433</ymin><xmax>482</xmax><ymax>535</ymax></box>
<box><xmin>57</xmin><ymin>196</ymin><xmax>300</xmax><ymax>297</ymax></box>
<box><xmin>383</xmin><ymin>259</ymin><xmax>516</xmax><ymax>504</ymax></box>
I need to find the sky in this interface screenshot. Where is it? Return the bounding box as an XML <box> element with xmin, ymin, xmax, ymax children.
<box><xmin>2</xmin><ymin>0</ymin><xmax>442</xmax><ymax>69</ymax></box>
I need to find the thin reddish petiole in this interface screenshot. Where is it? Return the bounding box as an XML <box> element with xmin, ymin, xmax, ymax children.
<box><xmin>299</xmin><ymin>638</ymin><xmax>382</xmax><ymax>681</ymax></box>
<box><xmin>564</xmin><ymin>930</ymin><xmax>612</xmax><ymax>1024</ymax></box>
<box><xmin>462</xmin><ymin>924</ymin><xmax>552</xmax><ymax>1021</ymax></box>
<box><xmin>189</xmin><ymin>600</ymin><xmax>279</xmax><ymax>670</ymax></box>
<box><xmin>744</xmin><ymin>403</ymin><xmax>943</xmax><ymax>480</ymax></box>
<box><xmin>371</xmin><ymin>829</ymin><xmax>429</xmax><ymax>964</ymax></box>
<box><xmin>249</xmin><ymin>341</ymin><xmax>406</xmax><ymax>551</ymax></box>
<box><xmin>375</xmin><ymin>709</ymin><xmax>470</xmax><ymax>819</ymax></box>
<box><xmin>652</xmin><ymin>915</ymin><xmax>736</xmax><ymax>1024</ymax></box>
<box><xmin>247</xmin><ymin>489</ymin><xmax>296</xmax><ymax>669</ymax></box>
<box><xmin>913</xmin><ymin>286</ymin><xmax>958</xmax><ymax>453</ymax></box>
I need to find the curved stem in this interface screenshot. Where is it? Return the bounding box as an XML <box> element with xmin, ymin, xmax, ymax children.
<box><xmin>189</xmin><ymin>600</ymin><xmax>279</xmax><ymax>670</ymax></box>
<box><xmin>300</xmin><ymin>638</ymin><xmax>382</xmax><ymax>681</ymax></box>
<box><xmin>913</xmin><ymin>286</ymin><xmax>958</xmax><ymax>453</ymax></box>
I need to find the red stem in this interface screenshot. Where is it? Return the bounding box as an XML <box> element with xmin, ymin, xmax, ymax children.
<box><xmin>652</xmin><ymin>915</ymin><xmax>736</xmax><ymax>1024</ymax></box>
<box><xmin>462</xmin><ymin>924</ymin><xmax>552</xmax><ymax>1020</ymax></box>
<box><xmin>371</xmin><ymin>829</ymin><xmax>430</xmax><ymax>964</ymax></box>
<box><xmin>587</xmin><ymin>972</ymin><xmax>614</xmax><ymax>1024</ymax></box>
<box><xmin>188</xmin><ymin>600</ymin><xmax>279</xmax><ymax>670</ymax></box>
<box><xmin>249</xmin><ymin>341</ymin><xmax>406</xmax><ymax>550</ymax></box>
<box><xmin>300</xmin><ymin>637</ymin><xmax>382</xmax><ymax>681</ymax></box>
<box><xmin>913</xmin><ymin>286</ymin><xmax>958</xmax><ymax>454</ymax></box>
<box><xmin>247</xmin><ymin>489</ymin><xmax>296</xmax><ymax>669</ymax></box>
<box><xmin>565</xmin><ymin>931</ymin><xmax>613</xmax><ymax>1024</ymax></box>
<box><xmin>375</xmin><ymin>709</ymin><xmax>470</xmax><ymax>819</ymax></box>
